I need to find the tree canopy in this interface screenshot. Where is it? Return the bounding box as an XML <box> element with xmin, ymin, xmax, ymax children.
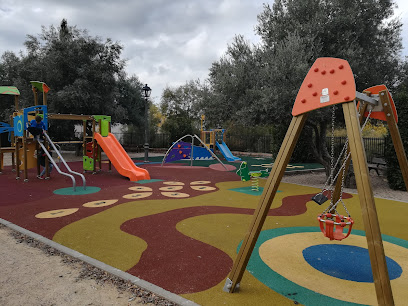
<box><xmin>159</xmin><ymin>0</ymin><xmax>405</xmax><ymax>175</ymax></box>
<box><xmin>0</xmin><ymin>19</ymin><xmax>147</xmax><ymax>139</ymax></box>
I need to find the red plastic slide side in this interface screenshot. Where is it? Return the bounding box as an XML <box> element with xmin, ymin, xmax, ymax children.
<box><xmin>292</xmin><ymin>58</ymin><xmax>356</xmax><ymax>116</ymax></box>
<box><xmin>362</xmin><ymin>84</ymin><xmax>398</xmax><ymax>123</ymax></box>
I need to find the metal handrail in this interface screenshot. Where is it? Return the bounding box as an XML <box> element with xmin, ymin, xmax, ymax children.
<box><xmin>43</xmin><ymin>131</ymin><xmax>86</xmax><ymax>190</ymax></box>
<box><xmin>37</xmin><ymin>141</ymin><xmax>77</xmax><ymax>191</ymax></box>
<box><xmin>161</xmin><ymin>134</ymin><xmax>228</xmax><ymax>170</ymax></box>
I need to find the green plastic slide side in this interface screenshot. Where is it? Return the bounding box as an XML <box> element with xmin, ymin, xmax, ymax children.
<box><xmin>83</xmin><ymin>156</ymin><xmax>94</xmax><ymax>171</ymax></box>
<box><xmin>30</xmin><ymin>81</ymin><xmax>50</xmax><ymax>93</ymax></box>
<box><xmin>93</xmin><ymin>115</ymin><xmax>111</xmax><ymax>122</ymax></box>
<box><xmin>100</xmin><ymin>120</ymin><xmax>109</xmax><ymax>137</ymax></box>
<box><xmin>0</xmin><ymin>86</ymin><xmax>20</xmax><ymax>95</ymax></box>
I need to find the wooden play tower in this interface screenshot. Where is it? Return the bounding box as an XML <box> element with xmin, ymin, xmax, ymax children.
<box><xmin>223</xmin><ymin>58</ymin><xmax>408</xmax><ymax>306</ymax></box>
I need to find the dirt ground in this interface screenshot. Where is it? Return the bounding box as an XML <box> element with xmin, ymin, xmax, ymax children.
<box><xmin>1</xmin><ymin>152</ymin><xmax>406</xmax><ymax>305</ymax></box>
<box><xmin>0</xmin><ymin>224</ymin><xmax>164</xmax><ymax>306</ymax></box>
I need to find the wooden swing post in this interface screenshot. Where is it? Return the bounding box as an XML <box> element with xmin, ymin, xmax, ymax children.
<box><xmin>343</xmin><ymin>100</ymin><xmax>394</xmax><ymax>305</ymax></box>
<box><xmin>223</xmin><ymin>113</ymin><xmax>307</xmax><ymax>292</ymax></box>
<box><xmin>379</xmin><ymin>89</ymin><xmax>408</xmax><ymax>190</ymax></box>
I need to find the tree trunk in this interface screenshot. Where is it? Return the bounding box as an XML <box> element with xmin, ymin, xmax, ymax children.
<box><xmin>307</xmin><ymin>121</ymin><xmax>331</xmax><ymax>177</ymax></box>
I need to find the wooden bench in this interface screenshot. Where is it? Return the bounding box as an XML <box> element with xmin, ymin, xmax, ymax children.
<box><xmin>368</xmin><ymin>157</ymin><xmax>386</xmax><ymax>176</ymax></box>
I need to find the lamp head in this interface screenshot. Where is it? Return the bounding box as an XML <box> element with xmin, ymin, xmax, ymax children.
<box><xmin>142</xmin><ymin>84</ymin><xmax>151</xmax><ymax>98</ymax></box>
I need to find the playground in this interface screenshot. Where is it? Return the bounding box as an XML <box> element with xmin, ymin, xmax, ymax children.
<box><xmin>1</xmin><ymin>58</ymin><xmax>408</xmax><ymax>305</ymax></box>
<box><xmin>1</xmin><ymin>151</ymin><xmax>408</xmax><ymax>305</ymax></box>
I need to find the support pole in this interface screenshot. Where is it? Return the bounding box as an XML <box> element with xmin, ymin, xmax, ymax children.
<box><xmin>82</xmin><ymin>120</ymin><xmax>87</xmax><ymax>157</ymax></box>
<box><xmin>22</xmin><ymin>134</ymin><xmax>28</xmax><ymax>181</ymax></box>
<box><xmin>144</xmin><ymin>97</ymin><xmax>150</xmax><ymax>163</ymax></box>
<box><xmin>98</xmin><ymin>119</ymin><xmax>102</xmax><ymax>170</ymax></box>
<box><xmin>14</xmin><ymin>95</ymin><xmax>19</xmax><ymax>111</ymax></box>
<box><xmin>92</xmin><ymin>120</ymin><xmax>96</xmax><ymax>173</ymax></box>
<box><xmin>15</xmin><ymin>137</ymin><xmax>20</xmax><ymax>179</ymax></box>
<box><xmin>342</xmin><ymin>101</ymin><xmax>394</xmax><ymax>305</ymax></box>
<box><xmin>379</xmin><ymin>90</ymin><xmax>408</xmax><ymax>190</ymax></box>
<box><xmin>224</xmin><ymin>113</ymin><xmax>308</xmax><ymax>293</ymax></box>
<box><xmin>32</xmin><ymin>88</ymin><xmax>38</xmax><ymax>106</ymax></box>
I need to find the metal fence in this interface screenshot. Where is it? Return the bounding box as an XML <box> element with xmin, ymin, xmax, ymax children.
<box><xmin>226</xmin><ymin>134</ymin><xmax>275</xmax><ymax>153</ymax></box>
<box><xmin>328</xmin><ymin>136</ymin><xmax>387</xmax><ymax>163</ymax></box>
<box><xmin>112</xmin><ymin>131</ymin><xmax>387</xmax><ymax>161</ymax></box>
<box><xmin>113</xmin><ymin>132</ymin><xmax>172</xmax><ymax>150</ymax></box>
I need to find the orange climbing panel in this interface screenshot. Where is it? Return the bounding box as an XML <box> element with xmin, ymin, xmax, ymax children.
<box><xmin>292</xmin><ymin>57</ymin><xmax>356</xmax><ymax>116</ymax></box>
<box><xmin>362</xmin><ymin>84</ymin><xmax>398</xmax><ymax>123</ymax></box>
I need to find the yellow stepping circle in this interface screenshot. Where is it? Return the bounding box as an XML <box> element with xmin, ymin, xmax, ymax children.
<box><xmin>161</xmin><ymin>192</ymin><xmax>190</xmax><ymax>198</ymax></box>
<box><xmin>190</xmin><ymin>181</ymin><xmax>211</xmax><ymax>185</ymax></box>
<box><xmin>83</xmin><ymin>199</ymin><xmax>118</xmax><ymax>208</ymax></box>
<box><xmin>191</xmin><ymin>186</ymin><xmax>216</xmax><ymax>191</ymax></box>
<box><xmin>163</xmin><ymin>181</ymin><xmax>185</xmax><ymax>186</ymax></box>
<box><xmin>128</xmin><ymin>186</ymin><xmax>153</xmax><ymax>192</ymax></box>
<box><xmin>36</xmin><ymin>208</ymin><xmax>79</xmax><ymax>219</ymax></box>
<box><xmin>123</xmin><ymin>192</ymin><xmax>153</xmax><ymax>199</ymax></box>
<box><xmin>159</xmin><ymin>186</ymin><xmax>183</xmax><ymax>191</ymax></box>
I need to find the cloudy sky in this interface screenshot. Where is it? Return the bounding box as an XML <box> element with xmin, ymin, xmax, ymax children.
<box><xmin>1</xmin><ymin>0</ymin><xmax>407</xmax><ymax>104</ymax></box>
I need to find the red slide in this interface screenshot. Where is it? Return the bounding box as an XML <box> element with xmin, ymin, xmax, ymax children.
<box><xmin>94</xmin><ymin>133</ymin><xmax>150</xmax><ymax>181</ymax></box>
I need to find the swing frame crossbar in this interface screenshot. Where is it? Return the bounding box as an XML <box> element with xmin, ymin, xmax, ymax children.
<box><xmin>223</xmin><ymin>58</ymin><xmax>408</xmax><ymax>306</ymax></box>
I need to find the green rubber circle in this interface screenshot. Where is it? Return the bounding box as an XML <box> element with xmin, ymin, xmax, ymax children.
<box><xmin>53</xmin><ymin>186</ymin><xmax>101</xmax><ymax>195</ymax></box>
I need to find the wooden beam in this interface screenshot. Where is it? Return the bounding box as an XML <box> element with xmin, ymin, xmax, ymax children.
<box><xmin>83</xmin><ymin>120</ymin><xmax>87</xmax><ymax>156</ymax></box>
<box><xmin>22</xmin><ymin>135</ymin><xmax>28</xmax><ymax>181</ymax></box>
<box><xmin>224</xmin><ymin>113</ymin><xmax>308</xmax><ymax>293</ymax></box>
<box><xmin>14</xmin><ymin>95</ymin><xmax>19</xmax><ymax>111</ymax></box>
<box><xmin>92</xmin><ymin>119</ymin><xmax>96</xmax><ymax>172</ymax></box>
<box><xmin>32</xmin><ymin>87</ymin><xmax>38</xmax><ymax>106</ymax></box>
<box><xmin>379</xmin><ymin>89</ymin><xmax>408</xmax><ymax>190</ymax></box>
<box><xmin>15</xmin><ymin>137</ymin><xmax>20</xmax><ymax>180</ymax></box>
<box><xmin>48</xmin><ymin>113</ymin><xmax>94</xmax><ymax>121</ymax></box>
<box><xmin>342</xmin><ymin>101</ymin><xmax>394</xmax><ymax>305</ymax></box>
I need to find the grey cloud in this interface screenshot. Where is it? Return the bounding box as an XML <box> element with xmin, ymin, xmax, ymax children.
<box><xmin>1</xmin><ymin>0</ymin><xmax>407</xmax><ymax>103</ymax></box>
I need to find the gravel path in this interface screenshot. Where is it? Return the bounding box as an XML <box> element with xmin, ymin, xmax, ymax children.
<box><xmin>281</xmin><ymin>171</ymin><xmax>408</xmax><ymax>202</ymax></box>
<box><xmin>0</xmin><ymin>224</ymin><xmax>174</xmax><ymax>306</ymax></box>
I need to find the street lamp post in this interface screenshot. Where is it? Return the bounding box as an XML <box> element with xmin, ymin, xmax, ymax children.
<box><xmin>142</xmin><ymin>84</ymin><xmax>151</xmax><ymax>163</ymax></box>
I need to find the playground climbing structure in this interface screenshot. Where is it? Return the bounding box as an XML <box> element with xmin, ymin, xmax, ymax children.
<box><xmin>200</xmin><ymin>117</ymin><xmax>241</xmax><ymax>162</ymax></box>
<box><xmin>0</xmin><ymin>81</ymin><xmax>149</xmax><ymax>185</ymax></box>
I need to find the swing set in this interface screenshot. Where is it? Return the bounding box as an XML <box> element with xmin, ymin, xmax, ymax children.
<box><xmin>223</xmin><ymin>58</ymin><xmax>408</xmax><ymax>306</ymax></box>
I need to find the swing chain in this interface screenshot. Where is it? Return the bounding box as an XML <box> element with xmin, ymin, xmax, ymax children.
<box><xmin>324</xmin><ymin>102</ymin><xmax>373</xmax><ymax>216</ymax></box>
<box><xmin>316</xmin><ymin>105</ymin><xmax>338</xmax><ymax>198</ymax></box>
<box><xmin>330</xmin><ymin>105</ymin><xmax>336</xmax><ymax>187</ymax></box>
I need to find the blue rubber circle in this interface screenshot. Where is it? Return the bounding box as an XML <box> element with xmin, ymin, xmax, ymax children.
<box><xmin>303</xmin><ymin>244</ymin><xmax>402</xmax><ymax>282</ymax></box>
